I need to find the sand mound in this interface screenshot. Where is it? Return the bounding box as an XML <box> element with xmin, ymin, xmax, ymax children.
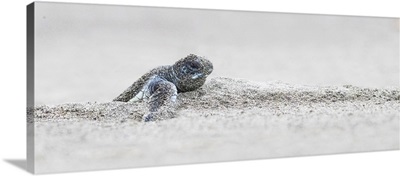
<box><xmin>33</xmin><ymin>77</ymin><xmax>400</xmax><ymax>122</ymax></box>
<box><xmin>31</xmin><ymin>77</ymin><xmax>400</xmax><ymax>174</ymax></box>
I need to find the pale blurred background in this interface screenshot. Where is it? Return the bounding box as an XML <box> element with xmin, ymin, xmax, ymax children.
<box><xmin>34</xmin><ymin>2</ymin><xmax>399</xmax><ymax>105</ymax></box>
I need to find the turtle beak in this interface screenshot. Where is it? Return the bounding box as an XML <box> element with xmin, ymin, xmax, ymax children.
<box><xmin>208</xmin><ymin>66</ymin><xmax>213</xmax><ymax>74</ymax></box>
<box><xmin>202</xmin><ymin>58</ymin><xmax>213</xmax><ymax>75</ymax></box>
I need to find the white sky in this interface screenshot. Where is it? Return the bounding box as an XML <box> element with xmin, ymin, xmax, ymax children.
<box><xmin>34</xmin><ymin>2</ymin><xmax>399</xmax><ymax>104</ymax></box>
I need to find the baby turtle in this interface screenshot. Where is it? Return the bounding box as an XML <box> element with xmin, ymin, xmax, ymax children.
<box><xmin>113</xmin><ymin>54</ymin><xmax>213</xmax><ymax>122</ymax></box>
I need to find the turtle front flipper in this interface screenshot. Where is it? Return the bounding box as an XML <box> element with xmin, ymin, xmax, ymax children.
<box><xmin>113</xmin><ymin>72</ymin><xmax>153</xmax><ymax>102</ymax></box>
<box><xmin>142</xmin><ymin>76</ymin><xmax>178</xmax><ymax>122</ymax></box>
<box><xmin>113</xmin><ymin>80</ymin><xmax>144</xmax><ymax>102</ymax></box>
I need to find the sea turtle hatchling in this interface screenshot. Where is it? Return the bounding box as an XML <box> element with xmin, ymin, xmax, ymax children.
<box><xmin>113</xmin><ymin>54</ymin><xmax>213</xmax><ymax>122</ymax></box>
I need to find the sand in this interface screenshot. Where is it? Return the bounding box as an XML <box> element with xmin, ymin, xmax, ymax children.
<box><xmin>31</xmin><ymin>77</ymin><xmax>400</xmax><ymax>174</ymax></box>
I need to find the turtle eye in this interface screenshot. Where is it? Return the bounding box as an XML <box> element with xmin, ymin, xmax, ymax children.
<box><xmin>188</xmin><ymin>62</ymin><xmax>201</xmax><ymax>70</ymax></box>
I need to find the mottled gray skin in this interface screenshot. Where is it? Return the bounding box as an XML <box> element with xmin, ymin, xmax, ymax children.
<box><xmin>113</xmin><ymin>54</ymin><xmax>213</xmax><ymax>121</ymax></box>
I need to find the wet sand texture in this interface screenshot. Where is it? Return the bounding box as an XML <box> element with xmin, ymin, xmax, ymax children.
<box><xmin>32</xmin><ymin>77</ymin><xmax>400</xmax><ymax>173</ymax></box>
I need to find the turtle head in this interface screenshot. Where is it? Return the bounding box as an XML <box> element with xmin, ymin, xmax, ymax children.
<box><xmin>172</xmin><ymin>54</ymin><xmax>213</xmax><ymax>92</ymax></box>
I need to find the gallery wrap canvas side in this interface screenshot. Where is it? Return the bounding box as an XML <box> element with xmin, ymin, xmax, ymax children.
<box><xmin>27</xmin><ymin>2</ymin><xmax>35</xmax><ymax>174</ymax></box>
